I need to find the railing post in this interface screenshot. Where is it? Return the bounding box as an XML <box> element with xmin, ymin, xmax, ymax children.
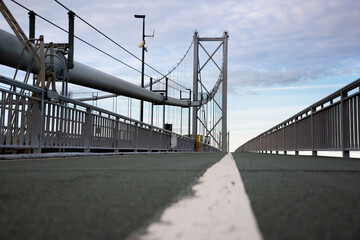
<box><xmin>135</xmin><ymin>123</ymin><xmax>139</xmax><ymax>152</ymax></box>
<box><xmin>311</xmin><ymin>107</ymin><xmax>317</xmax><ymax>156</ymax></box>
<box><xmin>341</xmin><ymin>91</ymin><xmax>350</xmax><ymax>158</ymax></box>
<box><xmin>277</xmin><ymin>128</ymin><xmax>280</xmax><ymax>154</ymax></box>
<box><xmin>150</xmin><ymin>78</ymin><xmax>154</xmax><ymax>126</ymax></box>
<box><xmin>32</xmin><ymin>92</ymin><xmax>44</xmax><ymax>154</ymax></box>
<box><xmin>114</xmin><ymin>116</ymin><xmax>119</xmax><ymax>152</ymax></box>
<box><xmin>84</xmin><ymin>107</ymin><xmax>92</xmax><ymax>153</ymax></box>
<box><xmin>275</xmin><ymin>128</ymin><xmax>278</xmax><ymax>154</ymax></box>
<box><xmin>283</xmin><ymin>125</ymin><xmax>286</xmax><ymax>155</ymax></box>
<box><xmin>149</xmin><ymin>126</ymin><xmax>153</xmax><ymax>152</ymax></box>
<box><xmin>38</xmin><ymin>92</ymin><xmax>44</xmax><ymax>153</ymax></box>
<box><xmin>294</xmin><ymin>117</ymin><xmax>299</xmax><ymax>155</ymax></box>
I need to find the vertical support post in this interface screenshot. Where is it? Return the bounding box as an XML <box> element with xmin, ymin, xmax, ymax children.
<box><xmin>180</xmin><ymin>106</ymin><xmax>183</xmax><ymax>135</ymax></box>
<box><xmin>276</xmin><ymin>128</ymin><xmax>278</xmax><ymax>154</ymax></box>
<box><xmin>341</xmin><ymin>91</ymin><xmax>350</xmax><ymax>158</ymax></box>
<box><xmin>149</xmin><ymin>126</ymin><xmax>153</xmax><ymax>152</ymax></box>
<box><xmin>192</xmin><ymin>31</ymin><xmax>199</xmax><ymax>139</ymax></box>
<box><xmin>84</xmin><ymin>107</ymin><xmax>91</xmax><ymax>153</ymax></box>
<box><xmin>38</xmin><ymin>35</ymin><xmax>45</xmax><ymax>88</ymax></box>
<box><xmin>188</xmin><ymin>89</ymin><xmax>191</xmax><ymax>137</ymax></box>
<box><xmin>67</xmin><ymin>11</ymin><xmax>75</xmax><ymax>98</ymax></box>
<box><xmin>50</xmin><ymin>42</ymin><xmax>55</xmax><ymax>89</ymax></box>
<box><xmin>114</xmin><ymin>116</ymin><xmax>119</xmax><ymax>152</ymax></box>
<box><xmin>294</xmin><ymin>117</ymin><xmax>298</xmax><ymax>155</ymax></box>
<box><xmin>222</xmin><ymin>32</ymin><xmax>229</xmax><ymax>152</ymax></box>
<box><xmin>163</xmin><ymin>105</ymin><xmax>165</xmax><ymax>129</ymax></box>
<box><xmin>283</xmin><ymin>125</ymin><xmax>286</xmax><ymax>155</ymax></box>
<box><xmin>227</xmin><ymin>131</ymin><xmax>230</xmax><ymax>152</ymax></box>
<box><xmin>68</xmin><ymin>11</ymin><xmax>75</xmax><ymax>69</ymax></box>
<box><xmin>38</xmin><ymin>92</ymin><xmax>44</xmax><ymax>153</ymax></box>
<box><xmin>140</xmin><ymin>17</ymin><xmax>145</xmax><ymax>122</ymax></box>
<box><xmin>165</xmin><ymin>77</ymin><xmax>168</xmax><ymax>100</ymax></box>
<box><xmin>135</xmin><ymin>124</ymin><xmax>139</xmax><ymax>152</ymax></box>
<box><xmin>311</xmin><ymin>107</ymin><xmax>317</xmax><ymax>156</ymax></box>
<box><xmin>28</xmin><ymin>11</ymin><xmax>35</xmax><ymax>43</ymax></box>
<box><xmin>32</xmin><ymin>92</ymin><xmax>44</xmax><ymax>153</ymax></box>
<box><xmin>150</xmin><ymin>78</ymin><xmax>154</xmax><ymax>126</ymax></box>
<box><xmin>162</xmin><ymin>79</ymin><xmax>168</xmax><ymax>129</ymax></box>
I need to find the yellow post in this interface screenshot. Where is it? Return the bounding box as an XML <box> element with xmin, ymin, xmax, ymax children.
<box><xmin>195</xmin><ymin>134</ymin><xmax>200</xmax><ymax>152</ymax></box>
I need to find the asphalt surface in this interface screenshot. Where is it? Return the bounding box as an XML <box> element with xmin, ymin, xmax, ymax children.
<box><xmin>0</xmin><ymin>152</ymin><xmax>225</xmax><ymax>240</ymax></box>
<box><xmin>233</xmin><ymin>152</ymin><xmax>360</xmax><ymax>240</ymax></box>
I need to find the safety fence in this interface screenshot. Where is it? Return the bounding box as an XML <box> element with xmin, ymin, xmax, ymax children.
<box><xmin>0</xmin><ymin>75</ymin><xmax>217</xmax><ymax>154</ymax></box>
<box><xmin>237</xmin><ymin>78</ymin><xmax>360</xmax><ymax>158</ymax></box>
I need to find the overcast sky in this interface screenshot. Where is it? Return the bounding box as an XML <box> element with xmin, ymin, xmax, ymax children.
<box><xmin>1</xmin><ymin>0</ymin><xmax>359</xmax><ymax>151</ymax></box>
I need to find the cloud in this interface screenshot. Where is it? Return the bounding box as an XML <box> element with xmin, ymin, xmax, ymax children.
<box><xmin>226</xmin><ymin>0</ymin><xmax>360</xmax><ymax>90</ymax></box>
<box><xmin>1</xmin><ymin>0</ymin><xmax>359</xmax><ymax>93</ymax></box>
<box><xmin>248</xmin><ymin>83</ymin><xmax>344</xmax><ymax>92</ymax></box>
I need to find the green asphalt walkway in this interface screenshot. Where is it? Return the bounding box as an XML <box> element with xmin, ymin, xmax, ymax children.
<box><xmin>2</xmin><ymin>152</ymin><xmax>360</xmax><ymax>240</ymax></box>
<box><xmin>233</xmin><ymin>152</ymin><xmax>360</xmax><ymax>240</ymax></box>
<box><xmin>0</xmin><ymin>153</ymin><xmax>225</xmax><ymax>240</ymax></box>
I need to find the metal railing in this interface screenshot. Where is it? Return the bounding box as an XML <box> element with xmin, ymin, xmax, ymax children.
<box><xmin>237</xmin><ymin>78</ymin><xmax>360</xmax><ymax>158</ymax></box>
<box><xmin>0</xmin><ymin>75</ymin><xmax>217</xmax><ymax>154</ymax></box>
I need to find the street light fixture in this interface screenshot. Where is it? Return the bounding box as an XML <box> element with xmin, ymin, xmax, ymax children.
<box><xmin>134</xmin><ymin>14</ymin><xmax>146</xmax><ymax>122</ymax></box>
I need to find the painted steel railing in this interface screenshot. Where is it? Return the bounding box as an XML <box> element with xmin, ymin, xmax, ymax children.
<box><xmin>0</xmin><ymin>75</ymin><xmax>217</xmax><ymax>154</ymax></box>
<box><xmin>237</xmin><ymin>78</ymin><xmax>360</xmax><ymax>158</ymax></box>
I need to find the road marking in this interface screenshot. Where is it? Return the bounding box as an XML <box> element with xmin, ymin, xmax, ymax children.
<box><xmin>134</xmin><ymin>153</ymin><xmax>263</xmax><ymax>240</ymax></box>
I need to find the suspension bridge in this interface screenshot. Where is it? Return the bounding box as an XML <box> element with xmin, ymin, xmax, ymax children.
<box><xmin>0</xmin><ymin>0</ymin><xmax>228</xmax><ymax>154</ymax></box>
<box><xmin>1</xmin><ymin>1</ymin><xmax>359</xmax><ymax>240</ymax></box>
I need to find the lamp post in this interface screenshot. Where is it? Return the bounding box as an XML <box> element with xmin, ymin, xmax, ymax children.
<box><xmin>134</xmin><ymin>14</ymin><xmax>145</xmax><ymax>122</ymax></box>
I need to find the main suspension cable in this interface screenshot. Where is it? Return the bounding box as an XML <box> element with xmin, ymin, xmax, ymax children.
<box><xmin>10</xmin><ymin>0</ymin><xmax>193</xmax><ymax>92</ymax></box>
<box><xmin>10</xmin><ymin>0</ymin><xmax>148</xmax><ymax>77</ymax></box>
<box><xmin>54</xmin><ymin>0</ymin><xmax>190</xmax><ymax>91</ymax></box>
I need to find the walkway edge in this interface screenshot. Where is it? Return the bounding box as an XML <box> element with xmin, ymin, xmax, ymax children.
<box><xmin>134</xmin><ymin>153</ymin><xmax>263</xmax><ymax>240</ymax></box>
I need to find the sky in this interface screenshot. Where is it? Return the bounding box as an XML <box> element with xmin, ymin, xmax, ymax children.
<box><xmin>0</xmin><ymin>0</ymin><xmax>360</xmax><ymax>152</ymax></box>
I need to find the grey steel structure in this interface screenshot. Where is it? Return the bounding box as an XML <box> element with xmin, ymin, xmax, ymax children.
<box><xmin>192</xmin><ymin>31</ymin><xmax>229</xmax><ymax>152</ymax></box>
<box><xmin>0</xmin><ymin>29</ymin><xmax>195</xmax><ymax>108</ymax></box>
<box><xmin>0</xmin><ymin>28</ymin><xmax>229</xmax><ymax>152</ymax></box>
<box><xmin>0</xmin><ymin>75</ymin><xmax>217</xmax><ymax>153</ymax></box>
<box><xmin>237</xmin><ymin>78</ymin><xmax>360</xmax><ymax>158</ymax></box>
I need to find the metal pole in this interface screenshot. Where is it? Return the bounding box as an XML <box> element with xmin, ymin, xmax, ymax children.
<box><xmin>180</xmin><ymin>107</ymin><xmax>183</xmax><ymax>135</ymax></box>
<box><xmin>28</xmin><ymin>11</ymin><xmax>35</xmax><ymax>43</ymax></box>
<box><xmin>341</xmin><ymin>91</ymin><xmax>350</xmax><ymax>158</ymax></box>
<box><xmin>68</xmin><ymin>11</ymin><xmax>75</xmax><ymax>69</ymax></box>
<box><xmin>188</xmin><ymin>89</ymin><xmax>191</xmax><ymax>137</ymax></box>
<box><xmin>39</xmin><ymin>35</ymin><xmax>45</xmax><ymax>88</ymax></box>
<box><xmin>38</xmin><ymin>92</ymin><xmax>44</xmax><ymax>153</ymax></box>
<box><xmin>222</xmin><ymin>32</ymin><xmax>229</xmax><ymax>152</ymax></box>
<box><xmin>165</xmin><ymin>78</ymin><xmax>168</xmax><ymax>100</ymax></box>
<box><xmin>67</xmin><ymin>11</ymin><xmax>75</xmax><ymax>97</ymax></box>
<box><xmin>140</xmin><ymin>17</ymin><xmax>145</xmax><ymax>122</ymax></box>
<box><xmin>163</xmin><ymin>77</ymin><xmax>168</xmax><ymax>128</ymax></box>
<box><xmin>163</xmin><ymin>104</ymin><xmax>166</xmax><ymax>128</ymax></box>
<box><xmin>192</xmin><ymin>31</ymin><xmax>199</xmax><ymax>139</ymax></box>
<box><xmin>150</xmin><ymin>77</ymin><xmax>153</xmax><ymax>126</ymax></box>
<box><xmin>311</xmin><ymin>107</ymin><xmax>317</xmax><ymax>156</ymax></box>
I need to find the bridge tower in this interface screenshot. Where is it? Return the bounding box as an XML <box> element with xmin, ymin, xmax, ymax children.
<box><xmin>192</xmin><ymin>31</ymin><xmax>229</xmax><ymax>152</ymax></box>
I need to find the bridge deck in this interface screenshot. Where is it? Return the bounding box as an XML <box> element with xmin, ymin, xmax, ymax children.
<box><xmin>233</xmin><ymin>152</ymin><xmax>360</xmax><ymax>240</ymax></box>
<box><xmin>1</xmin><ymin>153</ymin><xmax>359</xmax><ymax>240</ymax></box>
<box><xmin>0</xmin><ymin>153</ymin><xmax>225</xmax><ymax>240</ymax></box>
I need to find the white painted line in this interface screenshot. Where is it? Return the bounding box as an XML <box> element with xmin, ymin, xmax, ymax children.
<box><xmin>134</xmin><ymin>153</ymin><xmax>263</xmax><ymax>240</ymax></box>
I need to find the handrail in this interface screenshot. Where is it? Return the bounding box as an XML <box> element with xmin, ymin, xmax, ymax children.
<box><xmin>237</xmin><ymin>78</ymin><xmax>360</xmax><ymax>158</ymax></box>
<box><xmin>0</xmin><ymin>75</ymin><xmax>221</xmax><ymax>154</ymax></box>
<box><xmin>0</xmin><ymin>75</ymin><xmax>193</xmax><ymax>142</ymax></box>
